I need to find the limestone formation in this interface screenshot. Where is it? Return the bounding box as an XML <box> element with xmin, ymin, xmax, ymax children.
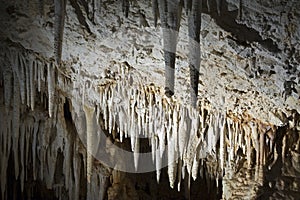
<box><xmin>0</xmin><ymin>0</ymin><xmax>299</xmax><ymax>199</ymax></box>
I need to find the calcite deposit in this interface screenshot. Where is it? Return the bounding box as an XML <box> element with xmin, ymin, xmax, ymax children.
<box><xmin>0</xmin><ymin>0</ymin><xmax>299</xmax><ymax>199</ymax></box>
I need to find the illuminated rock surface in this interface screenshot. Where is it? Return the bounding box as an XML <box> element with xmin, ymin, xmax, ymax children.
<box><xmin>0</xmin><ymin>0</ymin><xmax>299</xmax><ymax>199</ymax></box>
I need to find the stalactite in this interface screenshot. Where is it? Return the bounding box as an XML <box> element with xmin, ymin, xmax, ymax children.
<box><xmin>158</xmin><ymin>0</ymin><xmax>183</xmax><ymax>97</ymax></box>
<box><xmin>227</xmin><ymin>118</ymin><xmax>234</xmax><ymax>166</ymax></box>
<box><xmin>134</xmin><ymin>136</ymin><xmax>140</xmax><ymax>171</ymax></box>
<box><xmin>219</xmin><ymin>114</ymin><xmax>226</xmax><ymax>173</ymax></box>
<box><xmin>89</xmin><ymin>0</ymin><xmax>96</xmax><ymax>23</ymax></box>
<box><xmin>185</xmin><ymin>107</ymin><xmax>202</xmax><ymax>177</ymax></box>
<box><xmin>25</xmin><ymin>56</ymin><xmax>31</xmax><ymax>107</ymax></box>
<box><xmin>122</xmin><ymin>0</ymin><xmax>130</xmax><ymax>18</ymax></box>
<box><xmin>12</xmin><ymin>72</ymin><xmax>20</xmax><ymax>179</ymax></box>
<box><xmin>207</xmin><ymin>114</ymin><xmax>215</xmax><ymax>155</ymax></box>
<box><xmin>206</xmin><ymin>0</ymin><xmax>211</xmax><ymax>12</ymax></box>
<box><xmin>0</xmin><ymin>116</ymin><xmax>10</xmax><ymax>200</ymax></box>
<box><xmin>238</xmin><ymin>0</ymin><xmax>243</xmax><ymax>21</ymax></box>
<box><xmin>0</xmin><ymin>38</ymin><xmax>287</xmax><ymax>198</ymax></box>
<box><xmin>156</xmin><ymin>143</ymin><xmax>162</xmax><ymax>183</ymax></box>
<box><xmin>188</xmin><ymin>0</ymin><xmax>201</xmax><ymax>107</ymax></box>
<box><xmin>216</xmin><ymin>0</ymin><xmax>222</xmax><ymax>16</ymax></box>
<box><xmin>73</xmin><ymin>149</ymin><xmax>81</xmax><ymax>200</ymax></box>
<box><xmin>259</xmin><ymin>131</ymin><xmax>265</xmax><ymax>165</ymax></box>
<box><xmin>54</xmin><ymin>0</ymin><xmax>67</xmax><ymax>64</ymax></box>
<box><xmin>97</xmin><ymin>0</ymin><xmax>102</xmax><ymax>17</ymax></box>
<box><xmin>47</xmin><ymin>63</ymin><xmax>55</xmax><ymax>117</ymax></box>
<box><xmin>18</xmin><ymin>124</ymin><xmax>24</xmax><ymax>193</ymax></box>
<box><xmin>38</xmin><ymin>0</ymin><xmax>44</xmax><ymax>16</ymax></box>
<box><xmin>152</xmin><ymin>0</ymin><xmax>159</xmax><ymax>27</ymax></box>
<box><xmin>32</xmin><ymin>121</ymin><xmax>39</xmax><ymax>180</ymax></box>
<box><xmin>191</xmin><ymin>153</ymin><xmax>200</xmax><ymax>180</ymax></box>
<box><xmin>243</xmin><ymin>123</ymin><xmax>252</xmax><ymax>167</ymax></box>
<box><xmin>37</xmin><ymin>60</ymin><xmax>42</xmax><ymax>92</ymax></box>
<box><xmin>249</xmin><ymin>121</ymin><xmax>259</xmax><ymax>165</ymax></box>
<box><xmin>184</xmin><ymin>0</ymin><xmax>192</xmax><ymax>14</ymax></box>
<box><xmin>178</xmin><ymin>107</ymin><xmax>188</xmax><ymax>160</ymax></box>
<box><xmin>29</xmin><ymin>58</ymin><xmax>35</xmax><ymax>110</ymax></box>
<box><xmin>167</xmin><ymin>111</ymin><xmax>177</xmax><ymax>188</ymax></box>
<box><xmin>83</xmin><ymin>104</ymin><xmax>96</xmax><ymax>183</ymax></box>
<box><xmin>177</xmin><ymin>159</ymin><xmax>182</xmax><ymax>191</ymax></box>
<box><xmin>3</xmin><ymin>67</ymin><xmax>12</xmax><ymax>108</ymax></box>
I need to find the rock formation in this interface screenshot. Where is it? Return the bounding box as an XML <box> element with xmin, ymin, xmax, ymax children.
<box><xmin>0</xmin><ymin>0</ymin><xmax>299</xmax><ymax>199</ymax></box>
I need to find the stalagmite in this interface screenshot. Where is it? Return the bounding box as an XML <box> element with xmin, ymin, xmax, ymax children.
<box><xmin>83</xmin><ymin>104</ymin><xmax>96</xmax><ymax>183</ymax></box>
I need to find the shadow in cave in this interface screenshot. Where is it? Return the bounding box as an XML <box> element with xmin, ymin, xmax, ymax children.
<box><xmin>255</xmin><ymin>125</ymin><xmax>300</xmax><ymax>199</ymax></box>
<box><xmin>201</xmin><ymin>0</ymin><xmax>280</xmax><ymax>53</ymax></box>
<box><xmin>3</xmin><ymin>98</ymin><xmax>88</xmax><ymax>200</ymax></box>
<box><xmin>5</xmin><ymin>134</ymin><xmax>59</xmax><ymax>200</ymax></box>
<box><xmin>126</xmin><ymin>165</ymin><xmax>222</xmax><ymax>200</ymax></box>
<box><xmin>121</xmin><ymin>139</ymin><xmax>222</xmax><ymax>200</ymax></box>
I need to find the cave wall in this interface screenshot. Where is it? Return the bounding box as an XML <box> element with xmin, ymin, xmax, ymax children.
<box><xmin>0</xmin><ymin>0</ymin><xmax>300</xmax><ymax>199</ymax></box>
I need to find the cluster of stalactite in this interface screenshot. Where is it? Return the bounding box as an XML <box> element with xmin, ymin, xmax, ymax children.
<box><xmin>67</xmin><ymin>52</ymin><xmax>293</xmax><ymax>193</ymax></box>
<box><xmin>0</xmin><ymin>43</ymin><xmax>110</xmax><ymax>200</ymax></box>
<box><xmin>1</xmin><ymin>36</ymin><xmax>300</xmax><ymax>199</ymax></box>
<box><xmin>50</xmin><ymin>0</ymin><xmax>230</xmax><ymax>106</ymax></box>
